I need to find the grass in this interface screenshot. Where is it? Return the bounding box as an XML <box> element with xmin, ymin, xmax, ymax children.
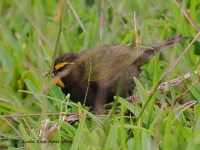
<box><xmin>0</xmin><ymin>0</ymin><xmax>200</xmax><ymax>149</ymax></box>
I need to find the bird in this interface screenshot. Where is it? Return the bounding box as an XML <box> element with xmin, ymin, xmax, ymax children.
<box><xmin>46</xmin><ymin>35</ymin><xmax>188</xmax><ymax>110</ymax></box>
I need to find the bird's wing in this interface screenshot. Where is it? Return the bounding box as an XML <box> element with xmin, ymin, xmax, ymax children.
<box><xmin>76</xmin><ymin>44</ymin><xmax>152</xmax><ymax>81</ymax></box>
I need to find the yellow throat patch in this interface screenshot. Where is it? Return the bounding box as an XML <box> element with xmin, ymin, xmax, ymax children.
<box><xmin>53</xmin><ymin>77</ymin><xmax>65</xmax><ymax>87</ymax></box>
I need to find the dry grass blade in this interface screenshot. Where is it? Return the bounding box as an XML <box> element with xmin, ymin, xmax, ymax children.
<box><xmin>66</xmin><ymin>0</ymin><xmax>86</xmax><ymax>33</ymax></box>
<box><xmin>133</xmin><ymin>12</ymin><xmax>141</xmax><ymax>45</ymax></box>
<box><xmin>100</xmin><ymin>0</ymin><xmax>105</xmax><ymax>41</ymax></box>
<box><xmin>108</xmin><ymin>0</ymin><xmax>130</xmax><ymax>31</ymax></box>
<box><xmin>166</xmin><ymin>31</ymin><xmax>200</xmax><ymax>76</ymax></box>
<box><xmin>172</xmin><ymin>100</ymin><xmax>197</xmax><ymax>123</ymax></box>
<box><xmin>0</xmin><ymin>116</ymin><xmax>24</xmax><ymax>140</ymax></box>
<box><xmin>39</xmin><ymin>119</ymin><xmax>58</xmax><ymax>149</ymax></box>
<box><xmin>0</xmin><ymin>112</ymin><xmax>76</xmax><ymax>118</ymax></box>
<box><xmin>173</xmin><ymin>0</ymin><xmax>200</xmax><ymax>32</ymax></box>
<box><xmin>127</xmin><ymin>70</ymin><xmax>199</xmax><ymax>102</ymax></box>
<box><xmin>173</xmin><ymin>78</ymin><xmax>199</xmax><ymax>106</ymax></box>
<box><xmin>13</xmin><ymin>0</ymin><xmax>53</xmax><ymax>50</ymax></box>
<box><xmin>54</xmin><ymin>0</ymin><xmax>65</xmax><ymax>22</ymax></box>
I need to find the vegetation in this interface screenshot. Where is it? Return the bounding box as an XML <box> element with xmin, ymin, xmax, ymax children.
<box><xmin>0</xmin><ymin>0</ymin><xmax>199</xmax><ymax>149</ymax></box>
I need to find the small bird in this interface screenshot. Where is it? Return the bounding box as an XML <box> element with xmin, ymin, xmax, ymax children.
<box><xmin>47</xmin><ymin>35</ymin><xmax>188</xmax><ymax>110</ymax></box>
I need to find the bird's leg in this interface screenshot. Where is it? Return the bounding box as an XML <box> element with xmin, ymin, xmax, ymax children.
<box><xmin>128</xmin><ymin>85</ymin><xmax>136</xmax><ymax>103</ymax></box>
<box><xmin>93</xmin><ymin>81</ymin><xmax>109</xmax><ymax>114</ymax></box>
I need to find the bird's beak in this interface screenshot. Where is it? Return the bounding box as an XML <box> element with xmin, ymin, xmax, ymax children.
<box><xmin>45</xmin><ymin>69</ymin><xmax>65</xmax><ymax>87</ymax></box>
<box><xmin>45</xmin><ymin>69</ymin><xmax>56</xmax><ymax>78</ymax></box>
<box><xmin>45</xmin><ymin>69</ymin><xmax>50</xmax><ymax>77</ymax></box>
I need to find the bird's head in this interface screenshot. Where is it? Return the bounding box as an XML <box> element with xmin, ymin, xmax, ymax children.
<box><xmin>46</xmin><ymin>53</ymin><xmax>78</xmax><ymax>88</ymax></box>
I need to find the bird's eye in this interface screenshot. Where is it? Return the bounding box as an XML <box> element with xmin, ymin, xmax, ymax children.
<box><xmin>54</xmin><ymin>61</ymin><xmax>75</xmax><ymax>71</ymax></box>
<box><xmin>52</xmin><ymin>70</ymin><xmax>58</xmax><ymax>77</ymax></box>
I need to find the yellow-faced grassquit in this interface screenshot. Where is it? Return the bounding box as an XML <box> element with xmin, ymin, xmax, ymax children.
<box><xmin>47</xmin><ymin>35</ymin><xmax>188</xmax><ymax>110</ymax></box>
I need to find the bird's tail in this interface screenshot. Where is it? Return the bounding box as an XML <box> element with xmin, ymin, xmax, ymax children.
<box><xmin>137</xmin><ymin>35</ymin><xmax>189</xmax><ymax>67</ymax></box>
<box><xmin>152</xmin><ymin>35</ymin><xmax>189</xmax><ymax>52</ymax></box>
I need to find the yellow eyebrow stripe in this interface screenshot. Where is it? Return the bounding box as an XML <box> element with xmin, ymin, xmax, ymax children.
<box><xmin>55</xmin><ymin>62</ymin><xmax>75</xmax><ymax>70</ymax></box>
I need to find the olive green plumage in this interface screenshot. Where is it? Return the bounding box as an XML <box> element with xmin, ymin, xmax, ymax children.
<box><xmin>50</xmin><ymin>35</ymin><xmax>188</xmax><ymax>109</ymax></box>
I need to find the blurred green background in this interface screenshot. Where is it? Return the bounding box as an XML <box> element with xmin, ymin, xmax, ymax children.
<box><xmin>0</xmin><ymin>0</ymin><xmax>200</xmax><ymax>149</ymax></box>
